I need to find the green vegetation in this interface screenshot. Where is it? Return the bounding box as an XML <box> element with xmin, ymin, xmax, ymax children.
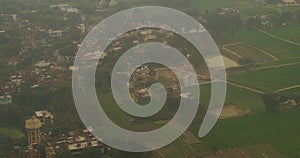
<box><xmin>266</xmin><ymin>25</ymin><xmax>300</xmax><ymax>42</ymax></box>
<box><xmin>229</xmin><ymin>64</ymin><xmax>300</xmax><ymax>91</ymax></box>
<box><xmin>233</xmin><ymin>30</ymin><xmax>300</xmax><ymax>59</ymax></box>
<box><xmin>227</xmin><ymin>44</ymin><xmax>274</xmax><ymax>63</ymax></box>
<box><xmin>199</xmin><ymin>83</ymin><xmax>265</xmax><ymax>114</ymax></box>
<box><xmin>190</xmin><ymin>108</ymin><xmax>300</xmax><ymax>157</ymax></box>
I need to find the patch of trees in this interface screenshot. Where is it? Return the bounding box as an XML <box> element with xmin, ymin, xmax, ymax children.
<box><xmin>206</xmin><ymin>13</ymin><xmax>243</xmax><ymax>36</ymax></box>
<box><xmin>261</xmin><ymin>93</ymin><xmax>281</xmax><ymax>112</ymax></box>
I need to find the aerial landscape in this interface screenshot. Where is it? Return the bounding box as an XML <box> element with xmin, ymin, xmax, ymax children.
<box><xmin>0</xmin><ymin>0</ymin><xmax>300</xmax><ymax>157</ymax></box>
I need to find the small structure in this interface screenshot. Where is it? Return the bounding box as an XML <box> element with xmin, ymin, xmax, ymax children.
<box><xmin>48</xmin><ymin>29</ymin><xmax>62</xmax><ymax>38</ymax></box>
<box><xmin>25</xmin><ymin>117</ymin><xmax>42</xmax><ymax>148</ymax></box>
<box><xmin>0</xmin><ymin>95</ymin><xmax>12</xmax><ymax>105</ymax></box>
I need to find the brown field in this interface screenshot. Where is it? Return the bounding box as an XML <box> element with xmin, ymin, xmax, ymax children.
<box><xmin>220</xmin><ymin>105</ymin><xmax>250</xmax><ymax>119</ymax></box>
<box><xmin>182</xmin><ymin>131</ymin><xmax>201</xmax><ymax>144</ymax></box>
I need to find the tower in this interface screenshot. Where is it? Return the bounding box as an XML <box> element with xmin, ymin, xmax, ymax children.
<box><xmin>25</xmin><ymin>117</ymin><xmax>42</xmax><ymax>148</ymax></box>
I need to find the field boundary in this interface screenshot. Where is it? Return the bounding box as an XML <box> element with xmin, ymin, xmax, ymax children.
<box><xmin>259</xmin><ymin>29</ymin><xmax>300</xmax><ymax>46</ymax></box>
<box><xmin>274</xmin><ymin>85</ymin><xmax>300</xmax><ymax>93</ymax></box>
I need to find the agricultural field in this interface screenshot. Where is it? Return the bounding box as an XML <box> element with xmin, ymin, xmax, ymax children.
<box><xmin>233</xmin><ymin>30</ymin><xmax>300</xmax><ymax>59</ymax></box>
<box><xmin>189</xmin><ymin>108</ymin><xmax>300</xmax><ymax>158</ymax></box>
<box><xmin>226</xmin><ymin>43</ymin><xmax>275</xmax><ymax>63</ymax></box>
<box><xmin>198</xmin><ymin>83</ymin><xmax>265</xmax><ymax>114</ymax></box>
<box><xmin>229</xmin><ymin>63</ymin><xmax>300</xmax><ymax>92</ymax></box>
<box><xmin>266</xmin><ymin>25</ymin><xmax>300</xmax><ymax>43</ymax></box>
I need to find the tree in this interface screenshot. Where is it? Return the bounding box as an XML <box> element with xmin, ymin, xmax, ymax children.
<box><xmin>81</xmin><ymin>147</ymin><xmax>102</xmax><ymax>158</ymax></box>
<box><xmin>262</xmin><ymin>93</ymin><xmax>281</xmax><ymax>112</ymax></box>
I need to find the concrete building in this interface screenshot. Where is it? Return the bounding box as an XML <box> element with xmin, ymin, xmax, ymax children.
<box><xmin>25</xmin><ymin>117</ymin><xmax>42</xmax><ymax>148</ymax></box>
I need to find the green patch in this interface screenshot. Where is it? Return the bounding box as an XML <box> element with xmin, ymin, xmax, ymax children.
<box><xmin>233</xmin><ymin>30</ymin><xmax>300</xmax><ymax>59</ymax></box>
<box><xmin>229</xmin><ymin>64</ymin><xmax>300</xmax><ymax>92</ymax></box>
<box><xmin>226</xmin><ymin>44</ymin><xmax>274</xmax><ymax>63</ymax></box>
<box><xmin>266</xmin><ymin>25</ymin><xmax>300</xmax><ymax>43</ymax></box>
<box><xmin>190</xmin><ymin>108</ymin><xmax>300</xmax><ymax>158</ymax></box>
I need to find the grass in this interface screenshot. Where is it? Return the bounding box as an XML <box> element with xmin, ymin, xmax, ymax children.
<box><xmin>0</xmin><ymin>128</ymin><xmax>24</xmax><ymax>139</ymax></box>
<box><xmin>190</xmin><ymin>108</ymin><xmax>300</xmax><ymax>158</ymax></box>
<box><xmin>258</xmin><ymin>57</ymin><xmax>300</xmax><ymax>67</ymax></box>
<box><xmin>233</xmin><ymin>29</ymin><xmax>300</xmax><ymax>59</ymax></box>
<box><xmin>266</xmin><ymin>25</ymin><xmax>300</xmax><ymax>43</ymax></box>
<box><xmin>199</xmin><ymin>83</ymin><xmax>265</xmax><ymax>114</ymax></box>
<box><xmin>229</xmin><ymin>64</ymin><xmax>300</xmax><ymax>92</ymax></box>
<box><xmin>279</xmin><ymin>87</ymin><xmax>300</xmax><ymax>96</ymax></box>
<box><xmin>227</xmin><ymin>44</ymin><xmax>274</xmax><ymax>63</ymax></box>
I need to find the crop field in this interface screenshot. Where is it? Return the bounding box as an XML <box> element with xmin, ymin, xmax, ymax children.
<box><xmin>229</xmin><ymin>63</ymin><xmax>300</xmax><ymax>92</ymax></box>
<box><xmin>199</xmin><ymin>83</ymin><xmax>265</xmax><ymax>114</ymax></box>
<box><xmin>189</xmin><ymin>108</ymin><xmax>300</xmax><ymax>158</ymax></box>
<box><xmin>233</xmin><ymin>30</ymin><xmax>300</xmax><ymax>59</ymax></box>
<box><xmin>266</xmin><ymin>25</ymin><xmax>300</xmax><ymax>43</ymax></box>
<box><xmin>226</xmin><ymin>43</ymin><xmax>275</xmax><ymax>63</ymax></box>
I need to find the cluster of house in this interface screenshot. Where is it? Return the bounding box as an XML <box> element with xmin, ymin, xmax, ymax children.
<box><xmin>280</xmin><ymin>95</ymin><xmax>300</xmax><ymax>107</ymax></box>
<box><xmin>54</xmin><ymin>129</ymin><xmax>105</xmax><ymax>153</ymax></box>
<box><xmin>22</xmin><ymin>110</ymin><xmax>107</xmax><ymax>158</ymax></box>
<box><xmin>50</xmin><ymin>4</ymin><xmax>80</xmax><ymax>13</ymax></box>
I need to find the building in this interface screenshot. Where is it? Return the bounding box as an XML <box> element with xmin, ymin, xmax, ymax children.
<box><xmin>25</xmin><ymin>117</ymin><xmax>42</xmax><ymax>148</ymax></box>
<box><xmin>35</xmin><ymin>110</ymin><xmax>54</xmax><ymax>124</ymax></box>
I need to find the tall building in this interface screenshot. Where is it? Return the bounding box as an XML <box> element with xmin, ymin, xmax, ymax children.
<box><xmin>25</xmin><ymin>117</ymin><xmax>42</xmax><ymax>148</ymax></box>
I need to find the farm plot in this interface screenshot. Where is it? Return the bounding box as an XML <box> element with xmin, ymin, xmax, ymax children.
<box><xmin>226</xmin><ymin>43</ymin><xmax>275</xmax><ymax>63</ymax></box>
<box><xmin>233</xmin><ymin>30</ymin><xmax>300</xmax><ymax>59</ymax></box>
<box><xmin>266</xmin><ymin>25</ymin><xmax>300</xmax><ymax>44</ymax></box>
<box><xmin>229</xmin><ymin>63</ymin><xmax>300</xmax><ymax>92</ymax></box>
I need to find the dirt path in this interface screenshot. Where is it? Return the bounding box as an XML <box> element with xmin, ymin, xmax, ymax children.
<box><xmin>259</xmin><ymin>29</ymin><xmax>300</xmax><ymax>46</ymax></box>
<box><xmin>274</xmin><ymin>85</ymin><xmax>300</xmax><ymax>93</ymax></box>
<box><xmin>254</xmin><ymin>61</ymin><xmax>300</xmax><ymax>71</ymax></box>
<box><xmin>227</xmin><ymin>81</ymin><xmax>265</xmax><ymax>94</ymax></box>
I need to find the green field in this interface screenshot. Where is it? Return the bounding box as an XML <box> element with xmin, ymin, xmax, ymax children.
<box><xmin>199</xmin><ymin>83</ymin><xmax>265</xmax><ymax>114</ymax></box>
<box><xmin>189</xmin><ymin>108</ymin><xmax>300</xmax><ymax>158</ymax></box>
<box><xmin>266</xmin><ymin>25</ymin><xmax>300</xmax><ymax>43</ymax></box>
<box><xmin>227</xmin><ymin>44</ymin><xmax>274</xmax><ymax>63</ymax></box>
<box><xmin>233</xmin><ymin>30</ymin><xmax>300</xmax><ymax>59</ymax></box>
<box><xmin>279</xmin><ymin>87</ymin><xmax>300</xmax><ymax>96</ymax></box>
<box><xmin>258</xmin><ymin>57</ymin><xmax>300</xmax><ymax>67</ymax></box>
<box><xmin>229</xmin><ymin>64</ymin><xmax>300</xmax><ymax>92</ymax></box>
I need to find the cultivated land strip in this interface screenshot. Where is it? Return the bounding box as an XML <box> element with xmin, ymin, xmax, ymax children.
<box><xmin>254</xmin><ymin>61</ymin><xmax>300</xmax><ymax>71</ymax></box>
<box><xmin>259</xmin><ymin>29</ymin><xmax>300</xmax><ymax>46</ymax></box>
